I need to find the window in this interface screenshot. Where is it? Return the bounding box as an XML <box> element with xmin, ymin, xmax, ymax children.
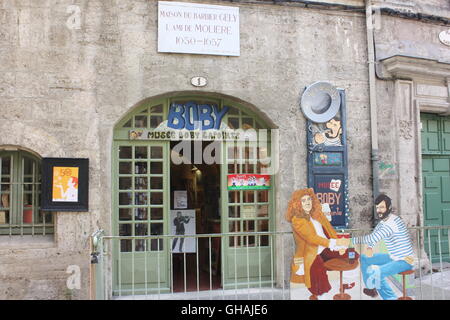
<box><xmin>0</xmin><ymin>149</ymin><xmax>54</xmax><ymax>235</ymax></box>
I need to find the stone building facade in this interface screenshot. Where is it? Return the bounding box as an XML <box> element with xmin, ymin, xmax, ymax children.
<box><xmin>0</xmin><ymin>0</ymin><xmax>448</xmax><ymax>299</ymax></box>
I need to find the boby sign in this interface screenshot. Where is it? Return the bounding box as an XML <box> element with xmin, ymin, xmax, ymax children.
<box><xmin>167</xmin><ymin>102</ymin><xmax>229</xmax><ymax>130</ymax></box>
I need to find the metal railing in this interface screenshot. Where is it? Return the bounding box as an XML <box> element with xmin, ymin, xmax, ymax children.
<box><xmin>91</xmin><ymin>225</ymin><xmax>450</xmax><ymax>300</ymax></box>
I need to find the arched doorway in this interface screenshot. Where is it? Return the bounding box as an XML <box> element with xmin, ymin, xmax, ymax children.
<box><xmin>112</xmin><ymin>94</ymin><xmax>276</xmax><ymax>295</ymax></box>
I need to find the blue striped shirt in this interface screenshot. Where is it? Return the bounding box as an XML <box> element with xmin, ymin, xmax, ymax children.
<box><xmin>353</xmin><ymin>215</ymin><xmax>414</xmax><ymax>261</ymax></box>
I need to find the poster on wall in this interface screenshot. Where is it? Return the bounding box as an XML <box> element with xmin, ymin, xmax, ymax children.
<box><xmin>227</xmin><ymin>174</ymin><xmax>271</xmax><ymax>190</ymax></box>
<box><xmin>41</xmin><ymin>158</ymin><xmax>89</xmax><ymax>211</ymax></box>
<box><xmin>174</xmin><ymin>190</ymin><xmax>188</xmax><ymax>209</ymax></box>
<box><xmin>170</xmin><ymin>209</ymin><xmax>196</xmax><ymax>253</ymax></box>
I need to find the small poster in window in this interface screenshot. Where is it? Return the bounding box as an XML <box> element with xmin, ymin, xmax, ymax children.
<box><xmin>174</xmin><ymin>190</ymin><xmax>188</xmax><ymax>209</ymax></box>
<box><xmin>227</xmin><ymin>174</ymin><xmax>271</xmax><ymax>190</ymax></box>
<box><xmin>171</xmin><ymin>210</ymin><xmax>196</xmax><ymax>253</ymax></box>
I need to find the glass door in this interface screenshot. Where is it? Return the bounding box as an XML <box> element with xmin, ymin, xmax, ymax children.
<box><xmin>221</xmin><ymin>107</ymin><xmax>275</xmax><ymax>289</ymax></box>
<box><xmin>112</xmin><ymin>141</ymin><xmax>170</xmax><ymax>295</ymax></box>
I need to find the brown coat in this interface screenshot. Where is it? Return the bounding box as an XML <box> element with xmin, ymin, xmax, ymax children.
<box><xmin>290</xmin><ymin>213</ymin><xmax>338</xmax><ymax>288</ymax></box>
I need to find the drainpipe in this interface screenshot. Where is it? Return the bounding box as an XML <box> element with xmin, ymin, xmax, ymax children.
<box><xmin>365</xmin><ymin>0</ymin><xmax>380</xmax><ymax>227</ymax></box>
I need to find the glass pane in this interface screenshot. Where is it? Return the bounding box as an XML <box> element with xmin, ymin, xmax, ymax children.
<box><xmin>260</xmin><ymin>235</ymin><xmax>269</xmax><ymax>247</ymax></box>
<box><xmin>23</xmin><ymin>205</ymin><xmax>33</xmax><ymax>223</ymax></box>
<box><xmin>258</xmin><ymin>147</ymin><xmax>269</xmax><ymax>160</ymax></box>
<box><xmin>151</xmin><ymin>105</ymin><xmax>163</xmax><ymax>113</ymax></box>
<box><xmin>121</xmin><ymin>240</ymin><xmax>132</xmax><ymax>252</ymax></box>
<box><xmin>242</xmin><ymin>117</ymin><xmax>254</xmax><ymax>129</ymax></box>
<box><xmin>244</xmin><ymin>147</ymin><xmax>255</xmax><ymax>160</ymax></box>
<box><xmin>119</xmin><ymin>192</ymin><xmax>132</xmax><ymax>205</ymax></box>
<box><xmin>139</xmin><ymin>107</ymin><xmax>148</xmax><ymax>114</ymax></box>
<box><xmin>243</xmin><ymin>191</ymin><xmax>254</xmax><ymax>203</ymax></box>
<box><xmin>135</xmin><ymin>192</ymin><xmax>148</xmax><ymax>205</ymax></box>
<box><xmin>135</xmin><ymin>177</ymin><xmax>148</xmax><ymax>190</ymax></box>
<box><xmin>119</xmin><ymin>208</ymin><xmax>132</xmax><ymax>221</ymax></box>
<box><xmin>228</xmin><ymin>117</ymin><xmax>239</xmax><ymax>129</ymax></box>
<box><xmin>151</xmin><ymin>223</ymin><xmax>163</xmax><ymax>235</ymax></box>
<box><xmin>228</xmin><ymin>107</ymin><xmax>239</xmax><ymax>115</ymax></box>
<box><xmin>119</xmin><ymin>147</ymin><xmax>132</xmax><ymax>159</ymax></box>
<box><xmin>228</xmin><ymin>191</ymin><xmax>239</xmax><ymax>203</ymax></box>
<box><xmin>151</xmin><ymin>207</ymin><xmax>163</xmax><ymax>220</ymax></box>
<box><xmin>135</xmin><ymin>147</ymin><xmax>147</xmax><ymax>159</ymax></box>
<box><xmin>229</xmin><ymin>221</ymin><xmax>241</xmax><ymax>247</ymax></box>
<box><xmin>257</xmin><ymin>204</ymin><xmax>269</xmax><ymax>218</ymax></box>
<box><xmin>150</xmin><ymin>192</ymin><xmax>163</xmax><ymax>205</ymax></box>
<box><xmin>39</xmin><ymin>211</ymin><xmax>53</xmax><ymax>224</ymax></box>
<box><xmin>1</xmin><ymin>187</ymin><xmax>10</xmax><ymax>208</ymax></box>
<box><xmin>228</xmin><ymin>163</ymin><xmax>240</xmax><ymax>174</ymax></box>
<box><xmin>257</xmin><ymin>190</ymin><xmax>269</xmax><ymax>203</ymax></box>
<box><xmin>258</xmin><ymin>219</ymin><xmax>269</xmax><ymax>232</ymax></box>
<box><xmin>150</xmin><ymin>177</ymin><xmax>163</xmax><ymax>189</ymax></box>
<box><xmin>119</xmin><ymin>224</ymin><xmax>132</xmax><ymax>236</ymax></box>
<box><xmin>257</xmin><ymin>163</ymin><xmax>269</xmax><ymax>174</ymax></box>
<box><xmin>24</xmin><ymin>182</ymin><xmax>33</xmax><ymax>191</ymax></box>
<box><xmin>243</xmin><ymin>220</ymin><xmax>255</xmax><ymax>232</ymax></box>
<box><xmin>150</xmin><ymin>115</ymin><xmax>163</xmax><ymax>128</ymax></box>
<box><xmin>135</xmin><ymin>162</ymin><xmax>147</xmax><ymax>174</ymax></box>
<box><xmin>0</xmin><ymin>210</ymin><xmax>9</xmax><ymax>224</ymax></box>
<box><xmin>119</xmin><ymin>162</ymin><xmax>132</xmax><ymax>174</ymax></box>
<box><xmin>151</xmin><ymin>223</ymin><xmax>164</xmax><ymax>251</ymax></box>
<box><xmin>135</xmin><ymin>239</ymin><xmax>146</xmax><ymax>252</ymax></box>
<box><xmin>23</xmin><ymin>193</ymin><xmax>33</xmax><ymax>206</ymax></box>
<box><xmin>135</xmin><ymin>208</ymin><xmax>148</xmax><ymax>220</ymax></box>
<box><xmin>242</xmin><ymin>164</ymin><xmax>255</xmax><ymax>174</ymax></box>
<box><xmin>122</xmin><ymin>119</ymin><xmax>132</xmax><ymax>128</ymax></box>
<box><xmin>228</xmin><ymin>206</ymin><xmax>240</xmax><ymax>218</ymax></box>
<box><xmin>1</xmin><ymin>157</ymin><xmax>11</xmax><ymax>175</ymax></box>
<box><xmin>119</xmin><ymin>177</ymin><xmax>132</xmax><ymax>190</ymax></box>
<box><xmin>227</xmin><ymin>146</ymin><xmax>239</xmax><ymax>160</ymax></box>
<box><xmin>23</xmin><ymin>157</ymin><xmax>34</xmax><ymax>175</ymax></box>
<box><xmin>150</xmin><ymin>162</ymin><xmax>163</xmax><ymax>174</ymax></box>
<box><xmin>134</xmin><ymin>115</ymin><xmax>147</xmax><ymax>128</ymax></box>
<box><xmin>243</xmin><ymin>235</ymin><xmax>255</xmax><ymax>247</ymax></box>
<box><xmin>229</xmin><ymin>221</ymin><xmax>240</xmax><ymax>233</ymax></box>
<box><xmin>151</xmin><ymin>146</ymin><xmax>163</xmax><ymax>159</ymax></box>
<box><xmin>135</xmin><ymin>223</ymin><xmax>148</xmax><ymax>236</ymax></box>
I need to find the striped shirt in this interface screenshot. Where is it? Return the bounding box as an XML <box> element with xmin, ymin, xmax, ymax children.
<box><xmin>352</xmin><ymin>214</ymin><xmax>414</xmax><ymax>261</ymax></box>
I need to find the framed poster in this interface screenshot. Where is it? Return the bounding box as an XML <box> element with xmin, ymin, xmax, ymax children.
<box><xmin>41</xmin><ymin>158</ymin><xmax>89</xmax><ymax>211</ymax></box>
<box><xmin>174</xmin><ymin>190</ymin><xmax>188</xmax><ymax>209</ymax></box>
<box><xmin>170</xmin><ymin>210</ymin><xmax>196</xmax><ymax>253</ymax></box>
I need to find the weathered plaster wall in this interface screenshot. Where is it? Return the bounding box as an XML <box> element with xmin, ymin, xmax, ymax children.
<box><xmin>0</xmin><ymin>0</ymin><xmax>372</xmax><ymax>299</ymax></box>
<box><xmin>375</xmin><ymin>15</ymin><xmax>450</xmax><ymax>63</ymax></box>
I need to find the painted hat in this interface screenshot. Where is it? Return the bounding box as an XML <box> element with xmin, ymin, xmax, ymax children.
<box><xmin>300</xmin><ymin>81</ymin><xmax>341</xmax><ymax>123</ymax></box>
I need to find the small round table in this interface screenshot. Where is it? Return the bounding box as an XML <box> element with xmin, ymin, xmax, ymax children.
<box><xmin>324</xmin><ymin>258</ymin><xmax>359</xmax><ymax>300</ymax></box>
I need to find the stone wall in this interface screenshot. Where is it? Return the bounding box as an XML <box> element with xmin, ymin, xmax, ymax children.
<box><xmin>0</xmin><ymin>0</ymin><xmax>373</xmax><ymax>299</ymax></box>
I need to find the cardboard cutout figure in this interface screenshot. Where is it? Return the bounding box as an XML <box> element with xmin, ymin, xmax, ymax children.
<box><xmin>351</xmin><ymin>194</ymin><xmax>415</xmax><ymax>300</ymax></box>
<box><xmin>286</xmin><ymin>188</ymin><xmax>356</xmax><ymax>299</ymax></box>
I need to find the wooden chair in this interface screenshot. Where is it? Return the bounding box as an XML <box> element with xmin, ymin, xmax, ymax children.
<box><xmin>398</xmin><ymin>269</ymin><xmax>414</xmax><ymax>300</ymax></box>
